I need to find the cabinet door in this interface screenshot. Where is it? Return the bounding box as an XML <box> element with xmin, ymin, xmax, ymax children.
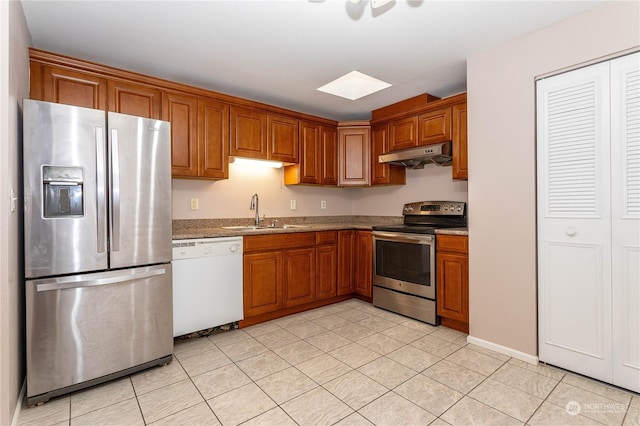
<box><xmin>268</xmin><ymin>115</ymin><xmax>298</xmax><ymax>163</ymax></box>
<box><xmin>299</xmin><ymin>121</ymin><xmax>320</xmax><ymax>184</ymax></box>
<box><xmin>371</xmin><ymin>123</ymin><xmax>405</xmax><ymax>186</ymax></box>
<box><xmin>537</xmin><ymin>61</ymin><xmax>613</xmax><ymax>384</ymax></box>
<box><xmin>418</xmin><ymin>108</ymin><xmax>451</xmax><ymax>146</ymax></box>
<box><xmin>38</xmin><ymin>65</ymin><xmax>107</xmax><ymax>110</ymax></box>
<box><xmin>243</xmin><ymin>251</ymin><xmax>282</xmax><ymax>317</ymax></box>
<box><xmin>337</xmin><ymin>230</ymin><xmax>355</xmax><ymax>295</ymax></box>
<box><xmin>230</xmin><ymin>106</ymin><xmax>267</xmax><ymax>159</ymax></box>
<box><xmin>320</xmin><ymin>125</ymin><xmax>338</xmax><ymax>186</ymax></box>
<box><xmin>354</xmin><ymin>231</ymin><xmax>373</xmax><ymax>298</ymax></box>
<box><xmin>436</xmin><ymin>252</ymin><xmax>469</xmax><ymax>324</ymax></box>
<box><xmin>163</xmin><ymin>92</ymin><xmax>198</xmax><ymax>178</ymax></box>
<box><xmin>198</xmin><ymin>99</ymin><xmax>229</xmax><ymax>179</ymax></box>
<box><xmin>283</xmin><ymin>248</ymin><xmax>316</xmax><ymax>308</ymax></box>
<box><xmin>389</xmin><ymin>115</ymin><xmax>418</xmax><ymax>151</ymax></box>
<box><xmin>452</xmin><ymin>103</ymin><xmax>468</xmax><ymax>180</ymax></box>
<box><xmin>108</xmin><ymin>80</ymin><xmax>162</xmax><ymax>119</ymax></box>
<box><xmin>338</xmin><ymin>126</ymin><xmax>370</xmax><ymax>186</ymax></box>
<box><xmin>316</xmin><ymin>244</ymin><xmax>337</xmax><ymax>300</ymax></box>
<box><xmin>611</xmin><ymin>52</ymin><xmax>640</xmax><ymax>393</ymax></box>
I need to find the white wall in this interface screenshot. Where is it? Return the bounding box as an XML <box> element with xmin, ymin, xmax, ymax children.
<box><xmin>0</xmin><ymin>1</ymin><xmax>31</xmax><ymax>424</ymax></box>
<box><xmin>172</xmin><ymin>163</ymin><xmax>357</xmax><ymax>219</ymax></box>
<box><xmin>352</xmin><ymin>166</ymin><xmax>468</xmax><ymax>216</ymax></box>
<box><xmin>467</xmin><ymin>1</ymin><xmax>639</xmax><ymax>357</ymax></box>
<box><xmin>172</xmin><ymin>161</ymin><xmax>468</xmax><ymax>219</ymax></box>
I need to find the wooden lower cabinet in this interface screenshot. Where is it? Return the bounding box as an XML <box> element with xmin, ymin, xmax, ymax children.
<box><xmin>337</xmin><ymin>230</ymin><xmax>355</xmax><ymax>295</ymax></box>
<box><xmin>283</xmin><ymin>247</ymin><xmax>316</xmax><ymax>308</ymax></box>
<box><xmin>316</xmin><ymin>231</ymin><xmax>338</xmax><ymax>299</ymax></box>
<box><xmin>354</xmin><ymin>230</ymin><xmax>373</xmax><ymax>299</ymax></box>
<box><xmin>243</xmin><ymin>251</ymin><xmax>283</xmax><ymax>317</ymax></box>
<box><xmin>242</xmin><ymin>232</ymin><xmax>347</xmax><ymax>326</ymax></box>
<box><xmin>436</xmin><ymin>234</ymin><xmax>469</xmax><ymax>333</ymax></box>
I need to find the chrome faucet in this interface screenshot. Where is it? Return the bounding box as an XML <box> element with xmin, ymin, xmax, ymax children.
<box><xmin>249</xmin><ymin>193</ymin><xmax>260</xmax><ymax>226</ymax></box>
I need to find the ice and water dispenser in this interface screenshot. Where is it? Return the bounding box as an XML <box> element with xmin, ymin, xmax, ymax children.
<box><xmin>42</xmin><ymin>166</ymin><xmax>84</xmax><ymax>217</ymax></box>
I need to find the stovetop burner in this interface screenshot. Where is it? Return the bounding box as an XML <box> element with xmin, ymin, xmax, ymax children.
<box><xmin>373</xmin><ymin>201</ymin><xmax>467</xmax><ymax>234</ymax></box>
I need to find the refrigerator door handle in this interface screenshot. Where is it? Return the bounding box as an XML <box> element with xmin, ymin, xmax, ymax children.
<box><xmin>111</xmin><ymin>128</ymin><xmax>121</xmax><ymax>252</ymax></box>
<box><xmin>96</xmin><ymin>127</ymin><xmax>107</xmax><ymax>253</ymax></box>
<box><xmin>35</xmin><ymin>267</ymin><xmax>167</xmax><ymax>292</ymax></box>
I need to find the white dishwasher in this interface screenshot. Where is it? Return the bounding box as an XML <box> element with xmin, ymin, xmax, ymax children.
<box><xmin>172</xmin><ymin>237</ymin><xmax>243</xmax><ymax>337</ymax></box>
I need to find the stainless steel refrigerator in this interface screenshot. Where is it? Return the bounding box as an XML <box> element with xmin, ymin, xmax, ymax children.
<box><xmin>23</xmin><ymin>99</ymin><xmax>173</xmax><ymax>405</ymax></box>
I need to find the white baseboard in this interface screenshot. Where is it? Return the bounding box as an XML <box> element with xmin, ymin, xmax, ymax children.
<box><xmin>11</xmin><ymin>378</ymin><xmax>26</xmax><ymax>426</ymax></box>
<box><xmin>467</xmin><ymin>335</ymin><xmax>539</xmax><ymax>365</ymax></box>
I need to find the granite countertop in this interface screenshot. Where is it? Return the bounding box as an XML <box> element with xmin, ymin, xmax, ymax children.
<box><xmin>172</xmin><ymin>216</ymin><xmax>402</xmax><ymax>240</ymax></box>
<box><xmin>435</xmin><ymin>227</ymin><xmax>469</xmax><ymax>236</ymax></box>
<box><xmin>173</xmin><ymin>216</ymin><xmax>469</xmax><ymax>239</ymax></box>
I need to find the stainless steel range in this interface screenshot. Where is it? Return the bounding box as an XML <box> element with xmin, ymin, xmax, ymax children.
<box><xmin>372</xmin><ymin>201</ymin><xmax>467</xmax><ymax>325</ymax></box>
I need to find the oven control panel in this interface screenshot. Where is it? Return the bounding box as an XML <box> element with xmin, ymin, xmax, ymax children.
<box><xmin>402</xmin><ymin>201</ymin><xmax>466</xmax><ymax>216</ymax></box>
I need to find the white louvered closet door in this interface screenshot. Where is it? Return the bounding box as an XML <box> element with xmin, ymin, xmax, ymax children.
<box><xmin>537</xmin><ymin>61</ymin><xmax>613</xmax><ymax>383</ymax></box>
<box><xmin>537</xmin><ymin>52</ymin><xmax>640</xmax><ymax>393</ymax></box>
<box><xmin>611</xmin><ymin>52</ymin><xmax>640</xmax><ymax>393</ymax></box>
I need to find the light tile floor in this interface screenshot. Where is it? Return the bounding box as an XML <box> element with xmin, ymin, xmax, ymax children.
<box><xmin>17</xmin><ymin>299</ymin><xmax>640</xmax><ymax>426</ymax></box>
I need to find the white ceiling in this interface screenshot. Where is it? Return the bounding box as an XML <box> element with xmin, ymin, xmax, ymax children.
<box><xmin>21</xmin><ymin>0</ymin><xmax>605</xmax><ymax>121</ymax></box>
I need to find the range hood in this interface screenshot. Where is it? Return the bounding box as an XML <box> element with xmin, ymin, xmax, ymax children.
<box><xmin>378</xmin><ymin>141</ymin><xmax>452</xmax><ymax>169</ymax></box>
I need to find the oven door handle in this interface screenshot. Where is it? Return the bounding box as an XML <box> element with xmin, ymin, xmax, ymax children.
<box><xmin>372</xmin><ymin>232</ymin><xmax>434</xmax><ymax>244</ymax></box>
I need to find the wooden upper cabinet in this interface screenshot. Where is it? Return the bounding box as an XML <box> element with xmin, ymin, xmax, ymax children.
<box><xmin>371</xmin><ymin>123</ymin><xmax>405</xmax><ymax>186</ymax></box>
<box><xmin>33</xmin><ymin>65</ymin><xmax>108</xmax><ymax>110</ymax></box>
<box><xmin>163</xmin><ymin>92</ymin><xmax>198</xmax><ymax>177</ymax></box>
<box><xmin>198</xmin><ymin>99</ymin><xmax>229</xmax><ymax>179</ymax></box>
<box><xmin>230</xmin><ymin>106</ymin><xmax>300</xmax><ymax>163</ymax></box>
<box><xmin>389</xmin><ymin>115</ymin><xmax>418</xmax><ymax>151</ymax></box>
<box><xmin>300</xmin><ymin>123</ymin><xmax>320</xmax><ymax>184</ymax></box>
<box><xmin>108</xmin><ymin>80</ymin><xmax>162</xmax><ymax>119</ymax></box>
<box><xmin>338</xmin><ymin>123</ymin><xmax>370</xmax><ymax>186</ymax></box>
<box><xmin>283</xmin><ymin>122</ymin><xmax>337</xmax><ymax>186</ymax></box>
<box><xmin>163</xmin><ymin>94</ymin><xmax>229</xmax><ymax>180</ymax></box>
<box><xmin>320</xmin><ymin>125</ymin><xmax>338</xmax><ymax>186</ymax></box>
<box><xmin>230</xmin><ymin>106</ymin><xmax>268</xmax><ymax>159</ymax></box>
<box><xmin>452</xmin><ymin>103</ymin><xmax>468</xmax><ymax>180</ymax></box>
<box><xmin>418</xmin><ymin>107</ymin><xmax>451</xmax><ymax>146</ymax></box>
<box><xmin>284</xmin><ymin>120</ymin><xmax>319</xmax><ymax>185</ymax></box>
<box><xmin>268</xmin><ymin>114</ymin><xmax>298</xmax><ymax>163</ymax></box>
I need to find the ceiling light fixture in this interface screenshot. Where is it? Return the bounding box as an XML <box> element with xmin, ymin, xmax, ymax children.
<box><xmin>317</xmin><ymin>70</ymin><xmax>391</xmax><ymax>101</ymax></box>
<box><xmin>348</xmin><ymin>0</ymin><xmax>394</xmax><ymax>10</ymax></box>
<box><xmin>231</xmin><ymin>157</ymin><xmax>283</xmax><ymax>169</ymax></box>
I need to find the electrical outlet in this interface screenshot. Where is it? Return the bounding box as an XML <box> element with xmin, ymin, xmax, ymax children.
<box><xmin>321</xmin><ymin>200</ymin><xmax>326</xmax><ymax>209</ymax></box>
<box><xmin>290</xmin><ymin>200</ymin><xmax>297</xmax><ymax>210</ymax></box>
<box><xmin>190</xmin><ymin>198</ymin><xmax>199</xmax><ymax>210</ymax></box>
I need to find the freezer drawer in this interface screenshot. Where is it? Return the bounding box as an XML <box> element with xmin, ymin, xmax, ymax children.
<box><xmin>26</xmin><ymin>264</ymin><xmax>173</xmax><ymax>404</ymax></box>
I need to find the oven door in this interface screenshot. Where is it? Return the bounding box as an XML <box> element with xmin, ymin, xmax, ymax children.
<box><xmin>372</xmin><ymin>231</ymin><xmax>435</xmax><ymax>300</ymax></box>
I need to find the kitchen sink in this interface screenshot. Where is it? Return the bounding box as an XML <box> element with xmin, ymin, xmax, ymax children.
<box><xmin>222</xmin><ymin>224</ymin><xmax>308</xmax><ymax>230</ymax></box>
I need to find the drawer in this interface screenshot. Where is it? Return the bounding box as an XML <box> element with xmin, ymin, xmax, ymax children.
<box><xmin>316</xmin><ymin>231</ymin><xmax>337</xmax><ymax>245</ymax></box>
<box><xmin>437</xmin><ymin>234</ymin><xmax>468</xmax><ymax>254</ymax></box>
<box><xmin>244</xmin><ymin>232</ymin><xmax>316</xmax><ymax>252</ymax></box>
